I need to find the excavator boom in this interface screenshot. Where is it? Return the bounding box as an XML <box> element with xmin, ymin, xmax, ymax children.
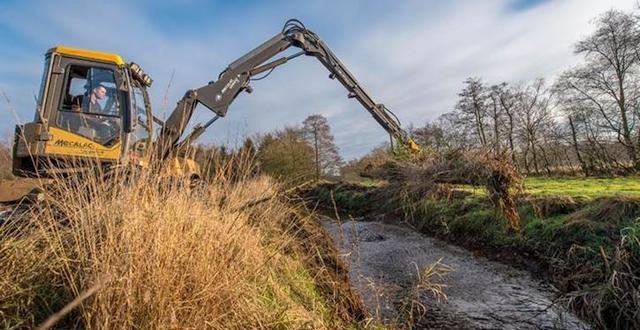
<box><xmin>157</xmin><ymin>19</ymin><xmax>420</xmax><ymax>159</ymax></box>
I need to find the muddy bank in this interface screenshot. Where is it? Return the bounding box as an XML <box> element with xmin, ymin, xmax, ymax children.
<box><xmin>320</xmin><ymin>216</ymin><xmax>590</xmax><ymax>329</ymax></box>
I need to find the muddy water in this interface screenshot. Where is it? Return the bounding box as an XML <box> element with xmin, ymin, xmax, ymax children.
<box><xmin>320</xmin><ymin>216</ymin><xmax>591</xmax><ymax>330</ymax></box>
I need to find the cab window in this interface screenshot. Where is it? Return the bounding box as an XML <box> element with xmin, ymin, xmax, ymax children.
<box><xmin>130</xmin><ymin>84</ymin><xmax>151</xmax><ymax>156</ymax></box>
<box><xmin>34</xmin><ymin>55</ymin><xmax>52</xmax><ymax>121</ymax></box>
<box><xmin>56</xmin><ymin>65</ymin><xmax>122</xmax><ymax>146</ymax></box>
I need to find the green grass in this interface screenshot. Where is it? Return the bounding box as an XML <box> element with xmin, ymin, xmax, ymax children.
<box><xmin>451</xmin><ymin>176</ymin><xmax>640</xmax><ymax>200</ymax></box>
<box><xmin>347</xmin><ymin>178</ymin><xmax>387</xmax><ymax>187</ymax></box>
<box><xmin>524</xmin><ymin>176</ymin><xmax>640</xmax><ymax>199</ymax></box>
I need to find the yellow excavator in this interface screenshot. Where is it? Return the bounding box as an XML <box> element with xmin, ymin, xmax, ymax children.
<box><xmin>1</xmin><ymin>19</ymin><xmax>419</xmax><ymax>211</ymax></box>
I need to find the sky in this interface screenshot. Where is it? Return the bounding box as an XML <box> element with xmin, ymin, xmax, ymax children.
<box><xmin>0</xmin><ymin>0</ymin><xmax>637</xmax><ymax>160</ymax></box>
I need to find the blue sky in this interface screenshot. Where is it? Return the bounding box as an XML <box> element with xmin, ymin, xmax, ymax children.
<box><xmin>0</xmin><ymin>0</ymin><xmax>636</xmax><ymax>159</ymax></box>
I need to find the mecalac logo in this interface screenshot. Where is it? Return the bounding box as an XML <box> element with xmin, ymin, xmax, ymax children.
<box><xmin>54</xmin><ymin>139</ymin><xmax>95</xmax><ymax>149</ymax></box>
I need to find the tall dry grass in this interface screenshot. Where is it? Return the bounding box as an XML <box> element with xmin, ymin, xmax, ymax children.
<box><xmin>0</xmin><ymin>159</ymin><xmax>365</xmax><ymax>329</ymax></box>
<box><xmin>0</xmin><ymin>142</ymin><xmax>13</xmax><ymax>180</ymax></box>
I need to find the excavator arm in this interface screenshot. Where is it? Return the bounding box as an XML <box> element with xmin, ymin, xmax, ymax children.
<box><xmin>156</xmin><ymin>19</ymin><xmax>420</xmax><ymax>160</ymax></box>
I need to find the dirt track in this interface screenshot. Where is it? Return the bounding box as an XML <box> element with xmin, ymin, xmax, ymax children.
<box><xmin>320</xmin><ymin>215</ymin><xmax>591</xmax><ymax>329</ymax></box>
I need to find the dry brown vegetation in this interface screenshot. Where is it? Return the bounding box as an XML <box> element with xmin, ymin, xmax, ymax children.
<box><xmin>0</xmin><ymin>161</ymin><xmax>367</xmax><ymax>329</ymax></box>
<box><xmin>0</xmin><ymin>143</ymin><xmax>13</xmax><ymax>181</ymax></box>
<box><xmin>361</xmin><ymin>149</ymin><xmax>523</xmax><ymax>232</ymax></box>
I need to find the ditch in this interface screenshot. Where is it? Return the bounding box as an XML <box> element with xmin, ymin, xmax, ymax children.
<box><xmin>320</xmin><ymin>215</ymin><xmax>591</xmax><ymax>329</ymax></box>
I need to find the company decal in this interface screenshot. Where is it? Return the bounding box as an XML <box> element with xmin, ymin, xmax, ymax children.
<box><xmin>53</xmin><ymin>139</ymin><xmax>96</xmax><ymax>149</ymax></box>
<box><xmin>221</xmin><ymin>76</ymin><xmax>239</xmax><ymax>94</ymax></box>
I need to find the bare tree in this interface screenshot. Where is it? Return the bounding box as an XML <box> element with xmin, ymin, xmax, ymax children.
<box><xmin>455</xmin><ymin>77</ymin><xmax>489</xmax><ymax>147</ymax></box>
<box><xmin>493</xmin><ymin>83</ymin><xmax>518</xmax><ymax>164</ymax></box>
<box><xmin>560</xmin><ymin>10</ymin><xmax>640</xmax><ymax>171</ymax></box>
<box><xmin>514</xmin><ymin>79</ymin><xmax>554</xmax><ymax>175</ymax></box>
<box><xmin>302</xmin><ymin>114</ymin><xmax>343</xmax><ymax>180</ymax></box>
<box><xmin>439</xmin><ymin>110</ymin><xmax>477</xmax><ymax>150</ymax></box>
<box><xmin>411</xmin><ymin>122</ymin><xmax>447</xmax><ymax>153</ymax></box>
<box><xmin>488</xmin><ymin>84</ymin><xmax>510</xmax><ymax>154</ymax></box>
<box><xmin>555</xmin><ymin>77</ymin><xmax>632</xmax><ymax>176</ymax></box>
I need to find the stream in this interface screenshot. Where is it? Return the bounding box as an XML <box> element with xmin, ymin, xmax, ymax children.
<box><xmin>319</xmin><ymin>215</ymin><xmax>591</xmax><ymax>330</ymax></box>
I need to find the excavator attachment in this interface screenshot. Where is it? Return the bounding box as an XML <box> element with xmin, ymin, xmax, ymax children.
<box><xmin>407</xmin><ymin>139</ymin><xmax>421</xmax><ymax>154</ymax></box>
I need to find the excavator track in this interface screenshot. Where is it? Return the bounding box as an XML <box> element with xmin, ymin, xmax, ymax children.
<box><xmin>0</xmin><ymin>178</ymin><xmax>48</xmax><ymax>224</ymax></box>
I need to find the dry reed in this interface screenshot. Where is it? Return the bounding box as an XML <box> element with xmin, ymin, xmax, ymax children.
<box><xmin>0</xmin><ymin>156</ymin><xmax>364</xmax><ymax>329</ymax></box>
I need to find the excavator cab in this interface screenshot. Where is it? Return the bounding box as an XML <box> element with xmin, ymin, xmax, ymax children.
<box><xmin>12</xmin><ymin>46</ymin><xmax>154</xmax><ymax>177</ymax></box>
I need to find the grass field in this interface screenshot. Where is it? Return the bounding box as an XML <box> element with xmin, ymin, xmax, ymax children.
<box><xmin>451</xmin><ymin>176</ymin><xmax>640</xmax><ymax>199</ymax></box>
<box><xmin>524</xmin><ymin>176</ymin><xmax>640</xmax><ymax>198</ymax></box>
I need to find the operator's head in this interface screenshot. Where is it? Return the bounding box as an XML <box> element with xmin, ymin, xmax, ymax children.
<box><xmin>92</xmin><ymin>85</ymin><xmax>107</xmax><ymax>100</ymax></box>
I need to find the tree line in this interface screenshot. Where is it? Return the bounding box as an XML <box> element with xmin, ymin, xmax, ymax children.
<box><xmin>412</xmin><ymin>9</ymin><xmax>640</xmax><ymax>176</ymax></box>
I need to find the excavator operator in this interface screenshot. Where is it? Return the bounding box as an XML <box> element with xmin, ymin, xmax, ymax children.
<box><xmin>71</xmin><ymin>84</ymin><xmax>108</xmax><ymax>113</ymax></box>
<box><xmin>61</xmin><ymin>82</ymin><xmax>121</xmax><ymax>146</ymax></box>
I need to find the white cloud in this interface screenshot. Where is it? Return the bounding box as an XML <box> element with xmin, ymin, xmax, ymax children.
<box><xmin>0</xmin><ymin>0</ymin><xmax>637</xmax><ymax>159</ymax></box>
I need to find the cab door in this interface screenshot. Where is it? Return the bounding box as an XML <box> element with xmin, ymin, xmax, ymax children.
<box><xmin>128</xmin><ymin>81</ymin><xmax>153</xmax><ymax>162</ymax></box>
<box><xmin>45</xmin><ymin>56</ymin><xmax>126</xmax><ymax>160</ymax></box>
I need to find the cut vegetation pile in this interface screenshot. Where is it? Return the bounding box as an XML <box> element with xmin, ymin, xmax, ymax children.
<box><xmin>361</xmin><ymin>150</ymin><xmax>522</xmax><ymax>232</ymax></box>
<box><xmin>307</xmin><ymin>153</ymin><xmax>640</xmax><ymax>330</ymax></box>
<box><xmin>0</xmin><ymin>165</ymin><xmax>366</xmax><ymax>329</ymax></box>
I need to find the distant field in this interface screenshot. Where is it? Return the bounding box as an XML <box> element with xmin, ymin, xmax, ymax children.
<box><xmin>524</xmin><ymin>176</ymin><xmax>640</xmax><ymax>199</ymax></box>
<box><xmin>373</xmin><ymin>175</ymin><xmax>640</xmax><ymax>199</ymax></box>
